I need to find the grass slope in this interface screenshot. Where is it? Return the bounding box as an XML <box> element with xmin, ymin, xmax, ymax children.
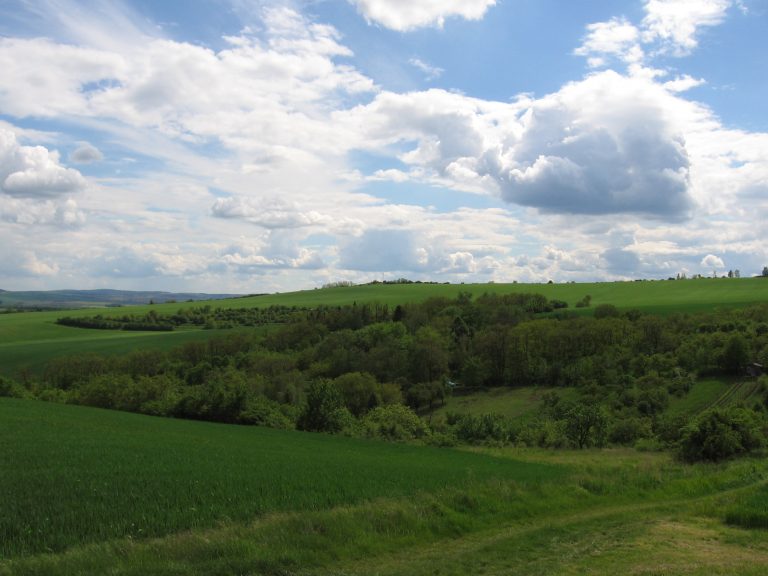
<box><xmin>0</xmin><ymin>398</ymin><xmax>557</xmax><ymax>559</ymax></box>
<box><xmin>3</xmin><ymin>409</ymin><xmax>768</xmax><ymax>574</ymax></box>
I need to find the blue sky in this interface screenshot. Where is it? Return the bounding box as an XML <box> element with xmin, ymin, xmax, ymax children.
<box><xmin>0</xmin><ymin>0</ymin><xmax>766</xmax><ymax>292</ymax></box>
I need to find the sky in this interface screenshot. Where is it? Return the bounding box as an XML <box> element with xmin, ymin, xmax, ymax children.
<box><xmin>0</xmin><ymin>0</ymin><xmax>767</xmax><ymax>293</ymax></box>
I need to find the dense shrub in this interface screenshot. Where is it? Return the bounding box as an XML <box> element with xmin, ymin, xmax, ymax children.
<box><xmin>608</xmin><ymin>417</ymin><xmax>652</xmax><ymax>445</ymax></box>
<box><xmin>239</xmin><ymin>396</ymin><xmax>296</xmax><ymax>429</ymax></box>
<box><xmin>447</xmin><ymin>412</ymin><xmax>515</xmax><ymax>445</ymax></box>
<box><xmin>0</xmin><ymin>377</ymin><xmax>27</xmax><ymax>398</ymax></box>
<box><xmin>678</xmin><ymin>408</ymin><xmax>765</xmax><ymax>462</ymax></box>
<box><xmin>361</xmin><ymin>404</ymin><xmax>427</xmax><ymax>441</ymax></box>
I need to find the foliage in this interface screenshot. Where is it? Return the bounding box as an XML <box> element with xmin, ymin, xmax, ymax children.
<box><xmin>721</xmin><ymin>333</ymin><xmax>750</xmax><ymax>375</ymax></box>
<box><xmin>3</xmin><ymin>284</ymin><xmax>768</xmax><ymax>462</ymax></box>
<box><xmin>361</xmin><ymin>404</ymin><xmax>428</xmax><ymax>441</ymax></box>
<box><xmin>297</xmin><ymin>380</ymin><xmax>354</xmax><ymax>433</ymax></box>
<box><xmin>678</xmin><ymin>407</ymin><xmax>765</xmax><ymax>462</ymax></box>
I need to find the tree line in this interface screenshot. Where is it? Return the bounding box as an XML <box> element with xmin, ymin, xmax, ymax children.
<box><xmin>2</xmin><ymin>291</ymin><xmax>768</xmax><ymax>461</ymax></box>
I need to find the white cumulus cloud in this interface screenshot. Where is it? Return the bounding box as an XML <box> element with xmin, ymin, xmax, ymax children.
<box><xmin>574</xmin><ymin>18</ymin><xmax>643</xmax><ymax>68</ymax></box>
<box><xmin>349</xmin><ymin>0</ymin><xmax>497</xmax><ymax>31</ymax></box>
<box><xmin>347</xmin><ymin>70</ymin><xmax>700</xmax><ymax>219</ymax></box>
<box><xmin>701</xmin><ymin>253</ymin><xmax>725</xmax><ymax>269</ymax></box>
<box><xmin>0</xmin><ymin>129</ymin><xmax>86</xmax><ymax>198</ymax></box>
<box><xmin>643</xmin><ymin>0</ymin><xmax>733</xmax><ymax>55</ymax></box>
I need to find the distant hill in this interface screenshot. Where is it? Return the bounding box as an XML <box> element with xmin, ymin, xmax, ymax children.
<box><xmin>0</xmin><ymin>288</ymin><xmax>241</xmax><ymax>309</ymax></box>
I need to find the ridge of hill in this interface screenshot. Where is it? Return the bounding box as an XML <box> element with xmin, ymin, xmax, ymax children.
<box><xmin>0</xmin><ymin>288</ymin><xmax>241</xmax><ymax>308</ymax></box>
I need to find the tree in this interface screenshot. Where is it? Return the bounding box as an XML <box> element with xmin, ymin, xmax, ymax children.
<box><xmin>721</xmin><ymin>333</ymin><xmax>749</xmax><ymax>375</ymax></box>
<box><xmin>332</xmin><ymin>371</ymin><xmax>380</xmax><ymax>417</ymax></box>
<box><xmin>408</xmin><ymin>327</ymin><xmax>449</xmax><ymax>384</ymax></box>
<box><xmin>297</xmin><ymin>380</ymin><xmax>353</xmax><ymax>433</ymax></box>
<box><xmin>763</xmin><ymin>266</ymin><xmax>768</xmax><ymax>277</ymax></box>
<box><xmin>563</xmin><ymin>403</ymin><xmax>607</xmax><ymax>449</ymax></box>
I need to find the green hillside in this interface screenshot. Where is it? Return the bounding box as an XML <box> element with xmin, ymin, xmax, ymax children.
<box><xmin>0</xmin><ymin>398</ymin><xmax>556</xmax><ymax>558</ymax></box>
<box><xmin>1</xmin><ymin>277</ymin><xmax>765</xmax><ymax>377</ymax></box>
<box><xmin>3</xmin><ymin>399</ymin><xmax>768</xmax><ymax>575</ymax></box>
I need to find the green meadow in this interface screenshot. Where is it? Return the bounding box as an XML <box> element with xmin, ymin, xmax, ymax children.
<box><xmin>2</xmin><ymin>398</ymin><xmax>768</xmax><ymax>575</ymax></box>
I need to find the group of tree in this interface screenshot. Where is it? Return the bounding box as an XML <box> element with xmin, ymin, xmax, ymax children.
<box><xmin>3</xmin><ymin>291</ymin><xmax>768</xmax><ymax>461</ymax></box>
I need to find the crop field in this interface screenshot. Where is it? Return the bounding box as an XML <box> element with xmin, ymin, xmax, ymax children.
<box><xmin>0</xmin><ymin>398</ymin><xmax>558</xmax><ymax>558</ymax></box>
<box><xmin>0</xmin><ymin>328</ymin><xmax>245</xmax><ymax>377</ymax></box>
<box><xmin>2</xmin><ymin>399</ymin><xmax>768</xmax><ymax>575</ymax></box>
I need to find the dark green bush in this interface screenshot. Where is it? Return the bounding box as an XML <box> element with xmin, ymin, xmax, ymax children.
<box><xmin>678</xmin><ymin>408</ymin><xmax>764</xmax><ymax>462</ymax></box>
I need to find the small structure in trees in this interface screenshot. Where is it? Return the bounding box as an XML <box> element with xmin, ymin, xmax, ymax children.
<box><xmin>746</xmin><ymin>363</ymin><xmax>764</xmax><ymax>378</ymax></box>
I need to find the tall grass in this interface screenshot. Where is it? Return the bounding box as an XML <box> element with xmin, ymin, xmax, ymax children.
<box><xmin>724</xmin><ymin>484</ymin><xmax>768</xmax><ymax>529</ymax></box>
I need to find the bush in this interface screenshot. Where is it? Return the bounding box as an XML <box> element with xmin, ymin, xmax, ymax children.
<box><xmin>449</xmin><ymin>412</ymin><xmax>514</xmax><ymax>445</ymax></box>
<box><xmin>361</xmin><ymin>404</ymin><xmax>427</xmax><ymax>442</ymax></box>
<box><xmin>608</xmin><ymin>417</ymin><xmax>652</xmax><ymax>445</ymax></box>
<box><xmin>239</xmin><ymin>395</ymin><xmax>296</xmax><ymax>429</ymax></box>
<box><xmin>678</xmin><ymin>408</ymin><xmax>765</xmax><ymax>462</ymax></box>
<box><xmin>594</xmin><ymin>304</ymin><xmax>619</xmax><ymax>319</ymax></box>
<box><xmin>0</xmin><ymin>377</ymin><xmax>28</xmax><ymax>398</ymax></box>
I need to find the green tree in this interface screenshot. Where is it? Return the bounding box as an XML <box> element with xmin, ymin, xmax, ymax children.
<box><xmin>563</xmin><ymin>403</ymin><xmax>607</xmax><ymax>449</ymax></box>
<box><xmin>408</xmin><ymin>326</ymin><xmax>449</xmax><ymax>384</ymax></box>
<box><xmin>722</xmin><ymin>333</ymin><xmax>750</xmax><ymax>375</ymax></box>
<box><xmin>679</xmin><ymin>408</ymin><xmax>764</xmax><ymax>462</ymax></box>
<box><xmin>332</xmin><ymin>371</ymin><xmax>380</xmax><ymax>417</ymax></box>
<box><xmin>297</xmin><ymin>380</ymin><xmax>353</xmax><ymax>433</ymax></box>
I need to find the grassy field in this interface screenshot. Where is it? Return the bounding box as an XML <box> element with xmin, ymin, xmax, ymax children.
<box><xmin>432</xmin><ymin>386</ymin><xmax>580</xmax><ymax>421</ymax></box>
<box><xmin>1</xmin><ymin>277</ymin><xmax>765</xmax><ymax>378</ymax></box>
<box><xmin>0</xmin><ymin>398</ymin><xmax>557</xmax><ymax>558</ymax></box>
<box><xmin>432</xmin><ymin>378</ymin><xmax>762</xmax><ymax>424</ymax></box>
<box><xmin>2</xmin><ymin>399</ymin><xmax>768</xmax><ymax>575</ymax></box>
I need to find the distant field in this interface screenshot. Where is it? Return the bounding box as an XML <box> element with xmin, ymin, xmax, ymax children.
<box><xmin>0</xmin><ymin>277</ymin><xmax>766</xmax><ymax>378</ymax></box>
<box><xmin>194</xmin><ymin>276</ymin><xmax>768</xmax><ymax>313</ymax></box>
<box><xmin>0</xmin><ymin>328</ymin><xmax>245</xmax><ymax>377</ymax></box>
